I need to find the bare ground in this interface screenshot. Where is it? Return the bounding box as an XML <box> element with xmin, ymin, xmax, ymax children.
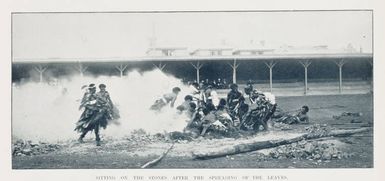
<box><xmin>12</xmin><ymin>94</ymin><xmax>373</xmax><ymax>169</ymax></box>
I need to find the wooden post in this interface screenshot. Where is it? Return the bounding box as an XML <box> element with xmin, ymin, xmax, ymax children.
<box><xmin>228</xmin><ymin>59</ymin><xmax>239</xmax><ymax>84</ymax></box>
<box><xmin>190</xmin><ymin>61</ymin><xmax>204</xmax><ymax>83</ymax></box>
<box><xmin>153</xmin><ymin>62</ymin><xmax>166</xmax><ymax>71</ymax></box>
<box><xmin>74</xmin><ymin>62</ymin><xmax>87</xmax><ymax>77</ymax></box>
<box><xmin>33</xmin><ymin>65</ymin><xmax>47</xmax><ymax>83</ymax></box>
<box><xmin>264</xmin><ymin>60</ymin><xmax>277</xmax><ymax>92</ymax></box>
<box><xmin>334</xmin><ymin>59</ymin><xmax>346</xmax><ymax>93</ymax></box>
<box><xmin>298</xmin><ymin>60</ymin><xmax>312</xmax><ymax>95</ymax></box>
<box><xmin>115</xmin><ymin>64</ymin><xmax>128</xmax><ymax>78</ymax></box>
<box><xmin>367</xmin><ymin>59</ymin><xmax>373</xmax><ymax>93</ymax></box>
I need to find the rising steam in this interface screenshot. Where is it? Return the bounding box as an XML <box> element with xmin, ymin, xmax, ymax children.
<box><xmin>12</xmin><ymin>69</ymin><xmax>194</xmax><ymax>142</ymax></box>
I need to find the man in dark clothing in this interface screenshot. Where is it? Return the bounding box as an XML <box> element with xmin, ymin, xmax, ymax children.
<box><xmin>227</xmin><ymin>84</ymin><xmax>243</xmax><ymax>108</ymax></box>
<box><xmin>227</xmin><ymin>84</ymin><xmax>244</xmax><ymax>121</ymax></box>
<box><xmin>240</xmin><ymin>92</ymin><xmax>276</xmax><ymax>131</ymax></box>
<box><xmin>216</xmin><ymin>78</ymin><xmax>223</xmax><ymax>89</ymax></box>
<box><xmin>244</xmin><ymin>80</ymin><xmax>253</xmax><ymax>96</ymax></box>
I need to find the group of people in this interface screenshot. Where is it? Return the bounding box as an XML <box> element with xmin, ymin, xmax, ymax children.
<box><xmin>185</xmin><ymin>78</ymin><xmax>229</xmax><ymax>90</ymax></box>
<box><xmin>75</xmin><ymin>81</ymin><xmax>310</xmax><ymax>145</ymax></box>
<box><xmin>200</xmin><ymin>78</ymin><xmax>229</xmax><ymax>90</ymax></box>
<box><xmin>150</xmin><ymin>82</ymin><xmax>278</xmax><ymax>137</ymax></box>
<box><xmin>74</xmin><ymin>83</ymin><xmax>119</xmax><ymax>146</ymax></box>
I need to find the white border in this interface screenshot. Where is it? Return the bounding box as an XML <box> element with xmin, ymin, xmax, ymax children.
<box><xmin>1</xmin><ymin>0</ymin><xmax>384</xmax><ymax>181</ymax></box>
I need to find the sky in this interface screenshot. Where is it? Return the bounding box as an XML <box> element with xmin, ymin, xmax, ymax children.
<box><xmin>12</xmin><ymin>11</ymin><xmax>372</xmax><ymax>61</ymax></box>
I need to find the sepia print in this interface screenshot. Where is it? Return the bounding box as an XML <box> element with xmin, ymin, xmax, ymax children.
<box><xmin>11</xmin><ymin>11</ymin><xmax>373</xmax><ymax>169</ymax></box>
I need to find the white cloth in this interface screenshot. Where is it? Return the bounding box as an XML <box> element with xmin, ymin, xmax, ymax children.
<box><xmin>209</xmin><ymin>90</ymin><xmax>220</xmax><ymax>107</ymax></box>
<box><xmin>263</xmin><ymin>92</ymin><xmax>276</xmax><ymax>104</ymax></box>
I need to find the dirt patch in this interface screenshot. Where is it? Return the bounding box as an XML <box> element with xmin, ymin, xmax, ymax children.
<box><xmin>12</xmin><ymin>94</ymin><xmax>373</xmax><ymax>169</ymax></box>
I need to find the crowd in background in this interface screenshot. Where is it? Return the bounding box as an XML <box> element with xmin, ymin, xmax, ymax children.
<box><xmin>184</xmin><ymin>78</ymin><xmax>230</xmax><ymax>90</ymax></box>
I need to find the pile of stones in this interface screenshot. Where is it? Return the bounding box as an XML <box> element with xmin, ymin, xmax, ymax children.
<box><xmin>267</xmin><ymin>140</ymin><xmax>352</xmax><ymax>160</ymax></box>
<box><xmin>12</xmin><ymin>140</ymin><xmax>61</xmax><ymax>157</ymax></box>
<box><xmin>123</xmin><ymin>129</ymin><xmax>166</xmax><ymax>145</ymax></box>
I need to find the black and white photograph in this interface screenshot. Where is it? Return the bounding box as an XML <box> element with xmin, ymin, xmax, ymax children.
<box><xmin>10</xmin><ymin>10</ymin><xmax>374</xmax><ymax>170</ymax></box>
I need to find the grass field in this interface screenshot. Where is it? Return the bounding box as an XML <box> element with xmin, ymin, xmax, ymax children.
<box><xmin>12</xmin><ymin>93</ymin><xmax>373</xmax><ymax>169</ymax></box>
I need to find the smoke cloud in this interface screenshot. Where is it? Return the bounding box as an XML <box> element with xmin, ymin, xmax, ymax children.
<box><xmin>12</xmin><ymin>69</ymin><xmax>194</xmax><ymax>142</ymax></box>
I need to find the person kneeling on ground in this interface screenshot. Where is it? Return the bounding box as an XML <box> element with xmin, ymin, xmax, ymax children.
<box><xmin>150</xmin><ymin>87</ymin><xmax>181</xmax><ymax>111</ymax></box>
<box><xmin>177</xmin><ymin>95</ymin><xmax>194</xmax><ymax>112</ymax></box>
<box><xmin>200</xmin><ymin>103</ymin><xmax>217</xmax><ymax>136</ymax></box>
<box><xmin>215</xmin><ymin>98</ymin><xmax>233</xmax><ymax>128</ymax></box>
<box><xmin>184</xmin><ymin>105</ymin><xmax>204</xmax><ymax>138</ymax></box>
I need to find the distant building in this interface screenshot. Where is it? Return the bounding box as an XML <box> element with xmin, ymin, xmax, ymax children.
<box><xmin>232</xmin><ymin>49</ymin><xmax>275</xmax><ymax>55</ymax></box>
<box><xmin>146</xmin><ymin>47</ymin><xmax>188</xmax><ymax>56</ymax></box>
<box><xmin>276</xmin><ymin>44</ymin><xmax>361</xmax><ymax>54</ymax></box>
<box><xmin>190</xmin><ymin>48</ymin><xmax>233</xmax><ymax>56</ymax></box>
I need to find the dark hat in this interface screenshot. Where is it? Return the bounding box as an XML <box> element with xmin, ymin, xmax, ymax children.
<box><xmin>88</xmin><ymin>83</ymin><xmax>96</xmax><ymax>90</ymax></box>
<box><xmin>99</xmin><ymin>84</ymin><xmax>106</xmax><ymax>88</ymax></box>
<box><xmin>172</xmin><ymin>87</ymin><xmax>181</xmax><ymax>93</ymax></box>
<box><xmin>184</xmin><ymin>95</ymin><xmax>193</xmax><ymax>101</ymax></box>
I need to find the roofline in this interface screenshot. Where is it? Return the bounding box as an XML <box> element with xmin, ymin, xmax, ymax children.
<box><xmin>148</xmin><ymin>47</ymin><xmax>188</xmax><ymax>50</ymax></box>
<box><xmin>13</xmin><ymin>53</ymin><xmax>373</xmax><ymax>63</ymax></box>
<box><xmin>233</xmin><ymin>48</ymin><xmax>275</xmax><ymax>50</ymax></box>
<box><xmin>192</xmin><ymin>48</ymin><xmax>233</xmax><ymax>51</ymax></box>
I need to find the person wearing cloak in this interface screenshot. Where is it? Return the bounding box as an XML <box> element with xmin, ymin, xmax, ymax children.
<box><xmin>75</xmin><ymin>83</ymin><xmax>115</xmax><ymax>146</ymax></box>
<box><xmin>96</xmin><ymin>84</ymin><xmax>120</xmax><ymax>121</ymax></box>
